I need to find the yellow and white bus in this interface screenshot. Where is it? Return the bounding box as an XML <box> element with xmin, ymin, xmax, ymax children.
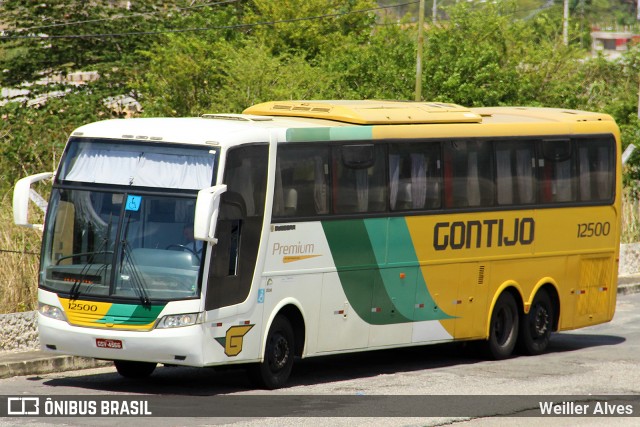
<box><xmin>14</xmin><ymin>100</ymin><xmax>621</xmax><ymax>388</ymax></box>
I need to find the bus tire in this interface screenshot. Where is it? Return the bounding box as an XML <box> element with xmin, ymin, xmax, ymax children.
<box><xmin>485</xmin><ymin>292</ymin><xmax>519</xmax><ymax>360</ymax></box>
<box><xmin>114</xmin><ymin>360</ymin><xmax>157</xmax><ymax>378</ymax></box>
<box><xmin>249</xmin><ymin>315</ymin><xmax>295</xmax><ymax>389</ymax></box>
<box><xmin>517</xmin><ymin>289</ymin><xmax>553</xmax><ymax>356</ymax></box>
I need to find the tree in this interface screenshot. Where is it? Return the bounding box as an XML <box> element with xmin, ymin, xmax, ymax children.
<box><xmin>420</xmin><ymin>3</ymin><xmax>523</xmax><ymax>105</ymax></box>
<box><xmin>242</xmin><ymin>0</ymin><xmax>378</xmax><ymax>59</ymax></box>
<box><xmin>0</xmin><ymin>1</ymin><xmax>183</xmax><ymax>89</ymax></box>
<box><xmin>135</xmin><ymin>0</ymin><xmax>387</xmax><ymax>115</ymax></box>
<box><xmin>0</xmin><ymin>91</ymin><xmax>111</xmax><ymax>186</ymax></box>
<box><xmin>318</xmin><ymin>21</ymin><xmax>416</xmax><ymax>100</ymax></box>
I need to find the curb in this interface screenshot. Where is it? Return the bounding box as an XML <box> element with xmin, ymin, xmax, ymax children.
<box><xmin>618</xmin><ymin>283</ymin><xmax>640</xmax><ymax>295</ymax></box>
<box><xmin>617</xmin><ymin>274</ymin><xmax>640</xmax><ymax>295</ymax></box>
<box><xmin>0</xmin><ymin>351</ymin><xmax>111</xmax><ymax>380</ymax></box>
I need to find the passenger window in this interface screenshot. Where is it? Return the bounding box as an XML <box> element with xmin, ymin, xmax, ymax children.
<box><xmin>273</xmin><ymin>146</ymin><xmax>330</xmax><ymax>217</ymax></box>
<box><xmin>577</xmin><ymin>138</ymin><xmax>614</xmax><ymax>202</ymax></box>
<box><xmin>495</xmin><ymin>141</ymin><xmax>536</xmax><ymax>205</ymax></box>
<box><xmin>389</xmin><ymin>143</ymin><xmax>441</xmax><ymax>211</ymax></box>
<box><xmin>540</xmin><ymin>140</ymin><xmax>577</xmax><ymax>203</ymax></box>
<box><xmin>224</xmin><ymin>146</ymin><xmax>267</xmax><ymax>217</ymax></box>
<box><xmin>333</xmin><ymin>144</ymin><xmax>386</xmax><ymax>214</ymax></box>
<box><xmin>443</xmin><ymin>141</ymin><xmax>494</xmax><ymax>208</ymax></box>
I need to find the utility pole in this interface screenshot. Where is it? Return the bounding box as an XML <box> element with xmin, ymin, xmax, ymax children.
<box><xmin>415</xmin><ymin>0</ymin><xmax>425</xmax><ymax>101</ymax></box>
<box><xmin>433</xmin><ymin>0</ymin><xmax>437</xmax><ymax>23</ymax></box>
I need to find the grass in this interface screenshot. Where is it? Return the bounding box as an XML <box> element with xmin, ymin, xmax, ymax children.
<box><xmin>0</xmin><ymin>192</ymin><xmax>42</xmax><ymax>314</ymax></box>
<box><xmin>621</xmin><ymin>190</ymin><xmax>640</xmax><ymax>244</ymax></box>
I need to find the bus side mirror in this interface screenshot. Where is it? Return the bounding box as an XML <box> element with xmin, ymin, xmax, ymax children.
<box><xmin>194</xmin><ymin>184</ymin><xmax>227</xmax><ymax>244</ymax></box>
<box><xmin>13</xmin><ymin>172</ymin><xmax>54</xmax><ymax>231</ymax></box>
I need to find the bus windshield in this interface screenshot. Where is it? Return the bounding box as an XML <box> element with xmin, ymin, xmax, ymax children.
<box><xmin>39</xmin><ymin>138</ymin><xmax>218</xmax><ymax>302</ymax></box>
<box><xmin>41</xmin><ymin>189</ymin><xmax>205</xmax><ymax>301</ymax></box>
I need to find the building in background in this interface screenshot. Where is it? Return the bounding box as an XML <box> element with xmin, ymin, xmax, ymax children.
<box><xmin>591</xmin><ymin>28</ymin><xmax>640</xmax><ymax>59</ymax></box>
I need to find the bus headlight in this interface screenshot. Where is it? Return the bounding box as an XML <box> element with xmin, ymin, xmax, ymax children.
<box><xmin>156</xmin><ymin>312</ymin><xmax>203</xmax><ymax>329</ymax></box>
<box><xmin>38</xmin><ymin>302</ymin><xmax>67</xmax><ymax>321</ymax></box>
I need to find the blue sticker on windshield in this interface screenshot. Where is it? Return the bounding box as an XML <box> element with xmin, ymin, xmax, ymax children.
<box><xmin>126</xmin><ymin>195</ymin><xmax>142</xmax><ymax>212</ymax></box>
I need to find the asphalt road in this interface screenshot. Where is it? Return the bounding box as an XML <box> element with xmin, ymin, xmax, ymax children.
<box><xmin>1</xmin><ymin>292</ymin><xmax>639</xmax><ymax>427</ymax></box>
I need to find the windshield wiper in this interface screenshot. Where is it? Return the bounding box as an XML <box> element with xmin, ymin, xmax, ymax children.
<box><xmin>120</xmin><ymin>240</ymin><xmax>150</xmax><ymax>307</ymax></box>
<box><xmin>118</xmin><ymin>214</ymin><xmax>150</xmax><ymax>307</ymax></box>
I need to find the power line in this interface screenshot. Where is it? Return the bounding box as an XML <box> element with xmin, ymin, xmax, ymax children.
<box><xmin>1</xmin><ymin>1</ymin><xmax>420</xmax><ymax>40</ymax></box>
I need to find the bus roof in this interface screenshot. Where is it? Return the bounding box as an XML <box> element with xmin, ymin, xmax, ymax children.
<box><xmin>70</xmin><ymin>101</ymin><xmax>617</xmax><ymax>148</ymax></box>
<box><xmin>244</xmin><ymin>100</ymin><xmax>615</xmax><ymax>125</ymax></box>
<box><xmin>472</xmin><ymin>106</ymin><xmax>616</xmax><ymax>124</ymax></box>
<box><xmin>243</xmin><ymin>100</ymin><xmax>482</xmax><ymax>124</ymax></box>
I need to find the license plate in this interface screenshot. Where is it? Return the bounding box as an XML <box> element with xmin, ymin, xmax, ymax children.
<box><xmin>96</xmin><ymin>338</ymin><xmax>123</xmax><ymax>349</ymax></box>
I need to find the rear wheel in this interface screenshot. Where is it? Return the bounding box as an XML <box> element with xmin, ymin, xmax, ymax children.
<box><xmin>485</xmin><ymin>292</ymin><xmax>519</xmax><ymax>360</ymax></box>
<box><xmin>114</xmin><ymin>360</ymin><xmax>157</xmax><ymax>378</ymax></box>
<box><xmin>518</xmin><ymin>289</ymin><xmax>553</xmax><ymax>355</ymax></box>
<box><xmin>249</xmin><ymin>315</ymin><xmax>295</xmax><ymax>389</ymax></box>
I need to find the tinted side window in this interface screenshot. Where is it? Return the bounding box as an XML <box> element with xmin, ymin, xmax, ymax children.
<box><xmin>539</xmin><ymin>139</ymin><xmax>577</xmax><ymax>203</ymax></box>
<box><xmin>333</xmin><ymin>144</ymin><xmax>386</xmax><ymax>214</ymax></box>
<box><xmin>389</xmin><ymin>143</ymin><xmax>441</xmax><ymax>211</ymax></box>
<box><xmin>443</xmin><ymin>141</ymin><xmax>494</xmax><ymax>208</ymax></box>
<box><xmin>273</xmin><ymin>146</ymin><xmax>330</xmax><ymax>218</ymax></box>
<box><xmin>577</xmin><ymin>138</ymin><xmax>615</xmax><ymax>202</ymax></box>
<box><xmin>495</xmin><ymin>141</ymin><xmax>536</xmax><ymax>205</ymax></box>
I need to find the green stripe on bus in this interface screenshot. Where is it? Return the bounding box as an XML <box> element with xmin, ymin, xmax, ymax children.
<box><xmin>322</xmin><ymin>218</ymin><xmax>451</xmax><ymax>326</ymax></box>
<box><xmin>365</xmin><ymin>218</ymin><xmax>453</xmax><ymax>322</ymax></box>
<box><xmin>96</xmin><ymin>303</ymin><xmax>165</xmax><ymax>325</ymax></box>
<box><xmin>286</xmin><ymin>127</ymin><xmax>373</xmax><ymax>142</ymax></box>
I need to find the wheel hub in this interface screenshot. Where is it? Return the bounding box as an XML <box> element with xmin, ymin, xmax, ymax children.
<box><xmin>269</xmin><ymin>335</ymin><xmax>290</xmax><ymax>371</ymax></box>
<box><xmin>532</xmin><ymin>305</ymin><xmax>549</xmax><ymax>337</ymax></box>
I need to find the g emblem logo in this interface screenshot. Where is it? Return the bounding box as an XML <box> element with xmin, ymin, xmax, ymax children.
<box><xmin>215</xmin><ymin>325</ymin><xmax>254</xmax><ymax>357</ymax></box>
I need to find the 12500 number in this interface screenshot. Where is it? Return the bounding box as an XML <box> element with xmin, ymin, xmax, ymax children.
<box><xmin>577</xmin><ymin>222</ymin><xmax>611</xmax><ymax>238</ymax></box>
<box><xmin>67</xmin><ymin>302</ymin><xmax>98</xmax><ymax>312</ymax></box>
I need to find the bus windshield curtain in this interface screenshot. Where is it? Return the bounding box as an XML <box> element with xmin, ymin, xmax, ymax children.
<box><xmin>64</xmin><ymin>147</ymin><xmax>214</xmax><ymax>190</ymax></box>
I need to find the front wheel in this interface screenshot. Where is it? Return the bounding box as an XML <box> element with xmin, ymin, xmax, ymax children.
<box><xmin>485</xmin><ymin>292</ymin><xmax>519</xmax><ymax>360</ymax></box>
<box><xmin>249</xmin><ymin>315</ymin><xmax>295</xmax><ymax>389</ymax></box>
<box><xmin>114</xmin><ymin>360</ymin><xmax>157</xmax><ymax>379</ymax></box>
<box><xmin>517</xmin><ymin>289</ymin><xmax>553</xmax><ymax>355</ymax></box>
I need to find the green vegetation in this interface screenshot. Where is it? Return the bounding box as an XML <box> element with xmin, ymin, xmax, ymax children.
<box><xmin>1</xmin><ymin>0</ymin><xmax>640</xmax><ymax>311</ymax></box>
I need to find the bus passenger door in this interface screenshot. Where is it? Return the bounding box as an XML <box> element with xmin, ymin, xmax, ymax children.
<box><xmin>205</xmin><ymin>145</ymin><xmax>268</xmax><ymax>311</ymax></box>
